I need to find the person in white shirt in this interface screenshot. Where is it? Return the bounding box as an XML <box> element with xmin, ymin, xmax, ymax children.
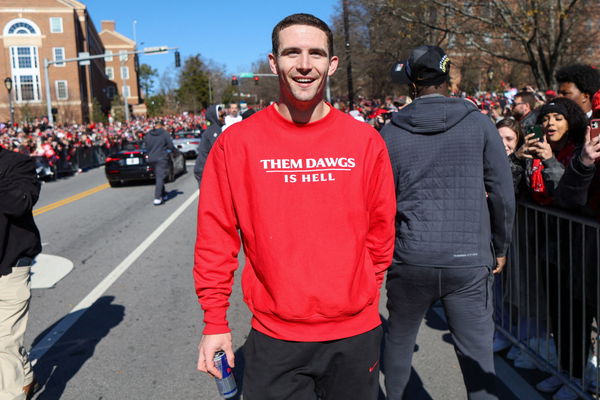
<box><xmin>223</xmin><ymin>103</ymin><xmax>242</xmax><ymax>131</ymax></box>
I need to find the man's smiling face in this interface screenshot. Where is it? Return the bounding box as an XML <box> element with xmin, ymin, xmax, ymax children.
<box><xmin>269</xmin><ymin>24</ymin><xmax>338</xmax><ymax>109</ymax></box>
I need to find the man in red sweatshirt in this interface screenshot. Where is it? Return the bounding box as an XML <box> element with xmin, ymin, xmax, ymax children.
<box><xmin>194</xmin><ymin>13</ymin><xmax>396</xmax><ymax>399</ymax></box>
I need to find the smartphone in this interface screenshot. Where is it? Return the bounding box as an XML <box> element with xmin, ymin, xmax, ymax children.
<box><xmin>526</xmin><ymin>125</ymin><xmax>544</xmax><ymax>141</ymax></box>
<box><xmin>590</xmin><ymin>119</ymin><xmax>600</xmax><ymax>140</ymax></box>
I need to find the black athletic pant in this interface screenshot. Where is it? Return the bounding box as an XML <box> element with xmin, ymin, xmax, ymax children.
<box><xmin>149</xmin><ymin>159</ymin><xmax>167</xmax><ymax>200</ymax></box>
<box><xmin>243</xmin><ymin>326</ymin><xmax>382</xmax><ymax>400</ymax></box>
<box><xmin>384</xmin><ymin>264</ymin><xmax>497</xmax><ymax>400</ymax></box>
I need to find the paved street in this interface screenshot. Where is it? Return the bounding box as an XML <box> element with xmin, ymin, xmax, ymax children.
<box><xmin>25</xmin><ymin>164</ymin><xmax>540</xmax><ymax>399</ymax></box>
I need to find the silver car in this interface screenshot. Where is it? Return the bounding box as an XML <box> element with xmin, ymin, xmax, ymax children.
<box><xmin>172</xmin><ymin>131</ymin><xmax>201</xmax><ymax>158</ymax></box>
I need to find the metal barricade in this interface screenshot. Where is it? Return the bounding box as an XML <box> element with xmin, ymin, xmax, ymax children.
<box><xmin>496</xmin><ymin>199</ymin><xmax>599</xmax><ymax>399</ymax></box>
<box><xmin>34</xmin><ymin>144</ymin><xmax>120</xmax><ymax>178</ymax></box>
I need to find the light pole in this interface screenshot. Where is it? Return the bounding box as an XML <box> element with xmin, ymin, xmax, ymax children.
<box><xmin>121</xmin><ymin>56</ymin><xmax>130</xmax><ymax>122</ymax></box>
<box><xmin>4</xmin><ymin>77</ymin><xmax>14</xmax><ymax>127</ymax></box>
<box><xmin>132</xmin><ymin>20</ymin><xmax>137</xmax><ymax>46</ymax></box>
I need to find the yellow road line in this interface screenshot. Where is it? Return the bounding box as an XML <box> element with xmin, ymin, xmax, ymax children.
<box><xmin>33</xmin><ymin>183</ymin><xmax>110</xmax><ymax>216</ymax></box>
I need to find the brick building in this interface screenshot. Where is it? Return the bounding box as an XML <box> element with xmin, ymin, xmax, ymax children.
<box><xmin>99</xmin><ymin>20</ymin><xmax>141</xmax><ymax>111</ymax></box>
<box><xmin>0</xmin><ymin>0</ymin><xmax>134</xmax><ymax>124</ymax></box>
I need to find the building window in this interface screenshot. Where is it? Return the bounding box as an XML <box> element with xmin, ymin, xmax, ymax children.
<box><xmin>10</xmin><ymin>46</ymin><xmax>41</xmax><ymax>102</ymax></box>
<box><xmin>119</xmin><ymin>50</ymin><xmax>128</xmax><ymax>62</ymax></box>
<box><xmin>16</xmin><ymin>47</ymin><xmax>35</xmax><ymax>68</ymax></box>
<box><xmin>104</xmin><ymin>50</ymin><xmax>113</xmax><ymax>62</ymax></box>
<box><xmin>55</xmin><ymin>80</ymin><xmax>68</xmax><ymax>100</ymax></box>
<box><xmin>120</xmin><ymin>66</ymin><xmax>129</xmax><ymax>79</ymax></box>
<box><xmin>20</xmin><ymin>76</ymin><xmax>36</xmax><ymax>101</ymax></box>
<box><xmin>50</xmin><ymin>17</ymin><xmax>63</xmax><ymax>33</ymax></box>
<box><xmin>106</xmin><ymin>86</ymin><xmax>117</xmax><ymax>99</ymax></box>
<box><xmin>53</xmin><ymin>48</ymin><xmax>65</xmax><ymax>66</ymax></box>
<box><xmin>4</xmin><ymin>19</ymin><xmax>41</xmax><ymax>37</ymax></box>
<box><xmin>122</xmin><ymin>85</ymin><xmax>130</xmax><ymax>98</ymax></box>
<box><xmin>106</xmin><ymin>67</ymin><xmax>114</xmax><ymax>80</ymax></box>
<box><xmin>14</xmin><ymin>75</ymin><xmax>41</xmax><ymax>102</ymax></box>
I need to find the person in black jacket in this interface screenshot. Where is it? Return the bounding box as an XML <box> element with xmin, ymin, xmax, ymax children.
<box><xmin>144</xmin><ymin>120</ymin><xmax>175</xmax><ymax>205</ymax></box>
<box><xmin>194</xmin><ymin>104</ymin><xmax>225</xmax><ymax>184</ymax></box>
<box><xmin>0</xmin><ymin>146</ymin><xmax>42</xmax><ymax>399</ymax></box>
<box><xmin>381</xmin><ymin>46</ymin><xmax>515</xmax><ymax>400</ymax></box>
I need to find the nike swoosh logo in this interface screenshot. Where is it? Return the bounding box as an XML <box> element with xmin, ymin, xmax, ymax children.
<box><xmin>369</xmin><ymin>360</ymin><xmax>379</xmax><ymax>373</ymax></box>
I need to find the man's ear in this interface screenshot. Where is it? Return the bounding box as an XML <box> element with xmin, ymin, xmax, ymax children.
<box><xmin>268</xmin><ymin>53</ymin><xmax>278</xmax><ymax>75</ymax></box>
<box><xmin>327</xmin><ymin>56</ymin><xmax>339</xmax><ymax>77</ymax></box>
<box><xmin>583</xmin><ymin>92</ymin><xmax>591</xmax><ymax>106</ymax></box>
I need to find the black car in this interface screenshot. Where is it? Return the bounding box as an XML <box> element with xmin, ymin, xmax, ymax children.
<box><xmin>104</xmin><ymin>143</ymin><xmax>186</xmax><ymax>187</ymax></box>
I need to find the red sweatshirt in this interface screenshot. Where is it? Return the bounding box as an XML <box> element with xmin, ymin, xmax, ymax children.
<box><xmin>194</xmin><ymin>104</ymin><xmax>395</xmax><ymax>342</ymax></box>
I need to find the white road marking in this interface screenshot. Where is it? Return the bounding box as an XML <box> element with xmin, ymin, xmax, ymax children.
<box><xmin>29</xmin><ymin>190</ymin><xmax>200</xmax><ymax>363</ymax></box>
<box><xmin>31</xmin><ymin>254</ymin><xmax>74</xmax><ymax>289</ymax></box>
<box><xmin>430</xmin><ymin>306</ymin><xmax>544</xmax><ymax>400</ymax></box>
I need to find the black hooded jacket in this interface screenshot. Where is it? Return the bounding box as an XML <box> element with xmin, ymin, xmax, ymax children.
<box><xmin>194</xmin><ymin>105</ymin><xmax>224</xmax><ymax>184</ymax></box>
<box><xmin>0</xmin><ymin>147</ymin><xmax>41</xmax><ymax>275</ymax></box>
<box><xmin>380</xmin><ymin>95</ymin><xmax>515</xmax><ymax>268</ymax></box>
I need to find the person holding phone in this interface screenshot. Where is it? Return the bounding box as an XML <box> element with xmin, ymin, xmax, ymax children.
<box><xmin>511</xmin><ymin>97</ymin><xmax>592</xmax><ymax>399</ymax></box>
<box><xmin>512</xmin><ymin>97</ymin><xmax>588</xmax><ymax>204</ymax></box>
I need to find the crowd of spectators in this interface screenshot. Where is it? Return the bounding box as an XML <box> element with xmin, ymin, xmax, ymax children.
<box><xmin>0</xmin><ymin>113</ymin><xmax>211</xmax><ymax>176</ymax></box>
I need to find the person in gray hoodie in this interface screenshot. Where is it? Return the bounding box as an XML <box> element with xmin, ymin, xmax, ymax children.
<box><xmin>194</xmin><ymin>104</ymin><xmax>225</xmax><ymax>184</ymax></box>
<box><xmin>380</xmin><ymin>46</ymin><xmax>515</xmax><ymax>400</ymax></box>
<box><xmin>144</xmin><ymin>120</ymin><xmax>175</xmax><ymax>205</ymax></box>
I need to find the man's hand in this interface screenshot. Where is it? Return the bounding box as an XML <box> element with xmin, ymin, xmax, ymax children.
<box><xmin>493</xmin><ymin>256</ymin><xmax>506</xmax><ymax>274</ymax></box>
<box><xmin>580</xmin><ymin>126</ymin><xmax>600</xmax><ymax>167</ymax></box>
<box><xmin>197</xmin><ymin>333</ymin><xmax>234</xmax><ymax>379</ymax></box>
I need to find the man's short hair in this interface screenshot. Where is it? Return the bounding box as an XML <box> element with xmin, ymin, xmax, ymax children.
<box><xmin>271</xmin><ymin>13</ymin><xmax>334</xmax><ymax>57</ymax></box>
<box><xmin>556</xmin><ymin>64</ymin><xmax>600</xmax><ymax>97</ymax></box>
<box><xmin>515</xmin><ymin>91</ymin><xmax>537</xmax><ymax>111</ymax></box>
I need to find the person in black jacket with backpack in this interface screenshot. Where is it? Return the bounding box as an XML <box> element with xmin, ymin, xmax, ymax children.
<box><xmin>144</xmin><ymin>120</ymin><xmax>175</xmax><ymax>205</ymax></box>
<box><xmin>0</xmin><ymin>146</ymin><xmax>41</xmax><ymax>399</ymax></box>
<box><xmin>380</xmin><ymin>46</ymin><xmax>515</xmax><ymax>400</ymax></box>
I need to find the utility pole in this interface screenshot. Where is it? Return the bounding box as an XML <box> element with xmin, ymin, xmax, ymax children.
<box><xmin>343</xmin><ymin>0</ymin><xmax>355</xmax><ymax>110</ymax></box>
<box><xmin>133</xmin><ymin>20</ymin><xmax>137</xmax><ymax>46</ymax></box>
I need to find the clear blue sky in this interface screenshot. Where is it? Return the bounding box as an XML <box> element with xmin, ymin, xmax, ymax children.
<box><xmin>86</xmin><ymin>0</ymin><xmax>338</xmax><ymax>76</ymax></box>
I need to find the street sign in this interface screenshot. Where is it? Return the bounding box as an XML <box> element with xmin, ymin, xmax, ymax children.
<box><xmin>239</xmin><ymin>72</ymin><xmax>254</xmax><ymax>78</ymax></box>
<box><xmin>78</xmin><ymin>52</ymin><xmax>90</xmax><ymax>66</ymax></box>
<box><xmin>143</xmin><ymin>46</ymin><xmax>168</xmax><ymax>55</ymax></box>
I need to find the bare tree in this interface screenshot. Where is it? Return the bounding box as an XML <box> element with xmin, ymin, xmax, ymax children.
<box><xmin>382</xmin><ymin>0</ymin><xmax>599</xmax><ymax>88</ymax></box>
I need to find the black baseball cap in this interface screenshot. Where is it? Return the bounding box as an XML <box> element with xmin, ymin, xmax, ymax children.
<box><xmin>391</xmin><ymin>45</ymin><xmax>451</xmax><ymax>86</ymax></box>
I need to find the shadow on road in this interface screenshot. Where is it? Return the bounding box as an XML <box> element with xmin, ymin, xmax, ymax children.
<box><xmin>30</xmin><ymin>296</ymin><xmax>125</xmax><ymax>399</ymax></box>
<box><xmin>163</xmin><ymin>190</ymin><xmax>184</xmax><ymax>203</ymax></box>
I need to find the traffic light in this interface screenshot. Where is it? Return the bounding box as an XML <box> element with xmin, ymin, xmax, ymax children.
<box><xmin>174</xmin><ymin>51</ymin><xmax>181</xmax><ymax>68</ymax></box>
<box><xmin>232</xmin><ymin>75</ymin><xmax>239</xmax><ymax>86</ymax></box>
<box><xmin>254</xmin><ymin>76</ymin><xmax>259</xmax><ymax>85</ymax></box>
